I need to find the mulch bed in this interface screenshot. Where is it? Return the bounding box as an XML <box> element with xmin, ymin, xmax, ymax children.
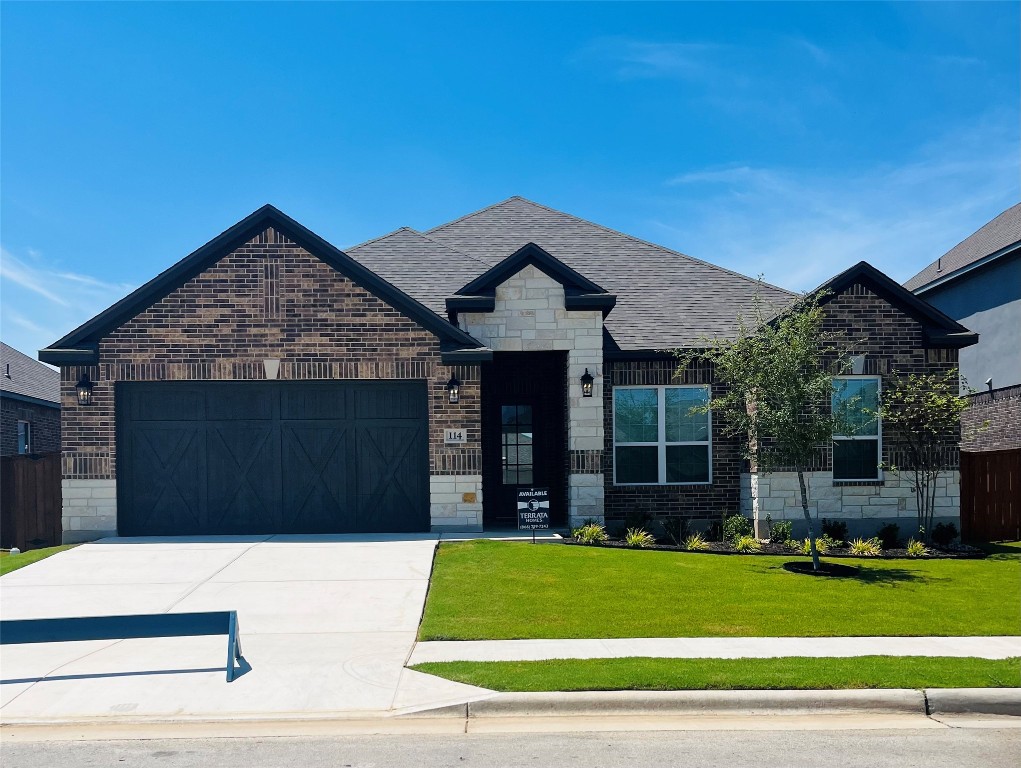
<box><xmin>561</xmin><ymin>538</ymin><xmax>986</xmax><ymax>560</ymax></box>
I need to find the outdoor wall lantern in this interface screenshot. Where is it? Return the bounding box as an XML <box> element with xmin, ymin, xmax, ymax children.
<box><xmin>75</xmin><ymin>374</ymin><xmax>94</xmax><ymax>406</ymax></box>
<box><xmin>446</xmin><ymin>376</ymin><xmax>461</xmax><ymax>404</ymax></box>
<box><xmin>580</xmin><ymin>368</ymin><xmax>595</xmax><ymax>398</ymax></box>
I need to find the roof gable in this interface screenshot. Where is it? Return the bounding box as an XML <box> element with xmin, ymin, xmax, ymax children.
<box><xmin>904</xmin><ymin>203</ymin><xmax>1021</xmax><ymax>293</ymax></box>
<box><xmin>40</xmin><ymin>205</ymin><xmax>485</xmax><ymax>364</ymax></box>
<box><xmin>817</xmin><ymin>261</ymin><xmax>978</xmax><ymax>348</ymax></box>
<box><xmin>1</xmin><ymin>342</ymin><xmax>60</xmax><ymax>406</ymax></box>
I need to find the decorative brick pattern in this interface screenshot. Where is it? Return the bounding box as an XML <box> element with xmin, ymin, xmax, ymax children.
<box><xmin>59</xmin><ymin>227</ymin><xmax>481</xmax><ymax>535</ymax></box>
<box><xmin>1</xmin><ymin>399</ymin><xmax>60</xmax><ymax>456</ymax></box>
<box><xmin>962</xmin><ymin>385</ymin><xmax>1021</xmax><ymax>451</ymax></box>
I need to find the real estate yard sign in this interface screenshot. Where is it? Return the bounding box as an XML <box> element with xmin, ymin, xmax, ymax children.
<box><xmin>517</xmin><ymin>487</ymin><xmax>550</xmax><ymax>542</ymax></box>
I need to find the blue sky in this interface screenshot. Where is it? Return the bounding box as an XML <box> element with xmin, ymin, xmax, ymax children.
<box><xmin>2</xmin><ymin>1</ymin><xmax>1018</xmax><ymax>357</ymax></box>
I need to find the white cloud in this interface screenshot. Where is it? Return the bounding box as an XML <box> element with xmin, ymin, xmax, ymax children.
<box><xmin>649</xmin><ymin>116</ymin><xmax>1019</xmax><ymax>291</ymax></box>
<box><xmin>0</xmin><ymin>247</ymin><xmax>134</xmax><ymax>357</ymax></box>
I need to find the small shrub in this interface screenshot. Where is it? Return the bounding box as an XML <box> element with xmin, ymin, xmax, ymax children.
<box><xmin>768</xmin><ymin>519</ymin><xmax>793</xmax><ymax>543</ymax></box>
<box><xmin>931</xmin><ymin>522</ymin><xmax>959</xmax><ymax>547</ymax></box>
<box><xmin>705</xmin><ymin>520</ymin><xmax>723</xmax><ymax>542</ymax></box>
<box><xmin>624</xmin><ymin>527</ymin><xmax>656</xmax><ymax>548</ymax></box>
<box><xmin>783</xmin><ymin>538</ymin><xmax>800</xmax><ymax>550</ymax></box>
<box><xmin>876</xmin><ymin>523</ymin><xmax>901</xmax><ymax>549</ymax></box>
<box><xmin>733</xmin><ymin>535</ymin><xmax>762</xmax><ymax>553</ymax></box>
<box><xmin>661</xmin><ymin>518</ymin><xmax>690</xmax><ymax>547</ymax></box>
<box><xmin>573</xmin><ymin>523</ymin><xmax>608</xmax><ymax>545</ymax></box>
<box><xmin>625</xmin><ymin>509</ymin><xmax>654</xmax><ymax>531</ymax></box>
<box><xmin>821</xmin><ymin>519</ymin><xmax>849</xmax><ymax>546</ymax></box>
<box><xmin>801</xmin><ymin>537</ymin><xmax>831</xmax><ymax>555</ymax></box>
<box><xmin>820</xmin><ymin>534</ymin><xmax>841</xmax><ymax>550</ymax></box>
<box><xmin>722</xmin><ymin>514</ymin><xmax>753</xmax><ymax>544</ymax></box>
<box><xmin>848</xmin><ymin>537</ymin><xmax>883</xmax><ymax>557</ymax></box>
<box><xmin>683</xmin><ymin>533</ymin><xmax>710</xmax><ymax>551</ymax></box>
<box><xmin>906</xmin><ymin>539</ymin><xmax>929</xmax><ymax>557</ymax></box>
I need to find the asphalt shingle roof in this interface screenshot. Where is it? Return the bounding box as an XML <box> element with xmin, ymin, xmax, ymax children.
<box><xmin>904</xmin><ymin>203</ymin><xmax>1021</xmax><ymax>292</ymax></box>
<box><xmin>1</xmin><ymin>342</ymin><xmax>59</xmax><ymax>404</ymax></box>
<box><xmin>349</xmin><ymin>197</ymin><xmax>795</xmax><ymax>350</ymax></box>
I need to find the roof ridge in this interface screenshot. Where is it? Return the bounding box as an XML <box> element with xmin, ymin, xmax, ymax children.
<box><xmin>346</xmin><ymin>225</ymin><xmax>423</xmax><ymax>251</ymax></box>
<box><xmin>429</xmin><ymin>196</ymin><xmax>796</xmax><ymax>297</ymax></box>
<box><xmin>512</xmin><ymin>197</ymin><xmax>798</xmax><ymax>297</ymax></box>
<box><xmin>413</xmin><ymin>229</ymin><xmax>497</xmax><ymax>271</ymax></box>
<box><xmin>423</xmin><ymin>196</ymin><xmax>527</xmax><ymax>235</ymax></box>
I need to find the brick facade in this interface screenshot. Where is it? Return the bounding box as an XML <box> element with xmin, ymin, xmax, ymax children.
<box><xmin>59</xmin><ymin>227</ymin><xmax>481</xmax><ymax>539</ymax></box>
<box><xmin>962</xmin><ymin>385</ymin><xmax>1021</xmax><ymax>451</ymax></box>
<box><xmin>1</xmin><ymin>398</ymin><xmax>60</xmax><ymax>456</ymax></box>
<box><xmin>739</xmin><ymin>282</ymin><xmax>963</xmax><ymax>536</ymax></box>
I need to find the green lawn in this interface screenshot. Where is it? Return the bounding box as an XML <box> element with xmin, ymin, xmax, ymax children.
<box><xmin>412</xmin><ymin>656</ymin><xmax>1021</xmax><ymax>692</ymax></box>
<box><xmin>0</xmin><ymin>545</ymin><xmax>77</xmax><ymax>576</ymax></box>
<box><xmin>419</xmin><ymin>540</ymin><xmax>1021</xmax><ymax>640</ymax></box>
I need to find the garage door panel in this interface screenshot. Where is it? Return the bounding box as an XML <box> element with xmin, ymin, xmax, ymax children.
<box><xmin>120</xmin><ymin>425</ymin><xmax>205</xmax><ymax>535</ymax></box>
<box><xmin>206</xmin><ymin>385</ymin><xmax>275</xmax><ymax>420</ymax></box>
<box><xmin>281</xmin><ymin>424</ymin><xmax>352</xmax><ymax>532</ymax></box>
<box><xmin>280</xmin><ymin>385</ymin><xmax>348</xmax><ymax>420</ymax></box>
<box><xmin>117</xmin><ymin>381</ymin><xmax>428</xmax><ymax>535</ymax></box>
<box><xmin>206</xmin><ymin>424</ymin><xmax>280</xmax><ymax>533</ymax></box>
<box><xmin>353</xmin><ymin>424</ymin><xmax>428</xmax><ymax>532</ymax></box>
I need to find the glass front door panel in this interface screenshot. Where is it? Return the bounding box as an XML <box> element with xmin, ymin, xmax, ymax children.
<box><xmin>501</xmin><ymin>405</ymin><xmax>534</xmax><ymax>485</ymax></box>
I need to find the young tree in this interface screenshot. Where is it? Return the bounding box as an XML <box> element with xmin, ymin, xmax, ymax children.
<box><xmin>877</xmin><ymin>368</ymin><xmax>974</xmax><ymax>543</ymax></box>
<box><xmin>676</xmin><ymin>290</ymin><xmax>856</xmax><ymax>571</ymax></box>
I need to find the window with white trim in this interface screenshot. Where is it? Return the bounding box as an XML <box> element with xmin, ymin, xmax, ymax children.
<box><xmin>17</xmin><ymin>420</ymin><xmax>31</xmax><ymax>454</ymax></box>
<box><xmin>613</xmin><ymin>385</ymin><xmax>711</xmax><ymax>484</ymax></box>
<box><xmin>831</xmin><ymin>376</ymin><xmax>881</xmax><ymax>481</ymax></box>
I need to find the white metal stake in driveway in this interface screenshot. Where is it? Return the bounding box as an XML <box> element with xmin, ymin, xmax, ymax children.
<box><xmin>0</xmin><ymin>534</ymin><xmax>492</xmax><ymax>723</ymax></box>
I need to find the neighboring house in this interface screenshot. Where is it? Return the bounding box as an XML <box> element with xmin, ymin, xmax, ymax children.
<box><xmin>1</xmin><ymin>342</ymin><xmax>61</xmax><ymax>457</ymax></box>
<box><xmin>904</xmin><ymin>203</ymin><xmax>1021</xmax><ymax>452</ymax></box>
<box><xmin>40</xmin><ymin>199</ymin><xmax>974</xmax><ymax>543</ymax></box>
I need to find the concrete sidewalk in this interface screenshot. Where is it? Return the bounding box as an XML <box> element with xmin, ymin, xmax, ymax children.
<box><xmin>409</xmin><ymin>636</ymin><xmax>1021</xmax><ymax>664</ymax></box>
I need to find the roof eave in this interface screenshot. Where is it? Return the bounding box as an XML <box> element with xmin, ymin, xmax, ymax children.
<box><xmin>912</xmin><ymin>241</ymin><xmax>1021</xmax><ymax>295</ymax></box>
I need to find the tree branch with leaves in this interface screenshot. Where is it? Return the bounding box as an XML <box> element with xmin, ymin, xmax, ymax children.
<box><xmin>877</xmin><ymin>368</ymin><xmax>975</xmax><ymax>543</ymax></box>
<box><xmin>676</xmin><ymin>289</ymin><xmax>858</xmax><ymax>571</ymax></box>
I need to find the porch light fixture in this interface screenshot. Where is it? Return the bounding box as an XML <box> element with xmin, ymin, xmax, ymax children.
<box><xmin>446</xmin><ymin>376</ymin><xmax>461</xmax><ymax>404</ymax></box>
<box><xmin>75</xmin><ymin>374</ymin><xmax>94</xmax><ymax>406</ymax></box>
<box><xmin>580</xmin><ymin>368</ymin><xmax>594</xmax><ymax>398</ymax></box>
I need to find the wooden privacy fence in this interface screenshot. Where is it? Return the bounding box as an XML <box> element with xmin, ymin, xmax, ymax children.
<box><xmin>960</xmin><ymin>449</ymin><xmax>1020</xmax><ymax>542</ymax></box>
<box><xmin>1</xmin><ymin>452</ymin><xmax>62</xmax><ymax>551</ymax></box>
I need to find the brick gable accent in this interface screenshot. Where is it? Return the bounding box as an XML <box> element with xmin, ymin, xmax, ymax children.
<box><xmin>61</xmin><ymin>227</ymin><xmax>480</xmax><ymax>482</ymax></box>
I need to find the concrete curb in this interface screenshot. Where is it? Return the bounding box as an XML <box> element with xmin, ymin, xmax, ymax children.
<box><xmin>404</xmin><ymin>689</ymin><xmax>928</xmax><ymax>718</ymax></box>
<box><xmin>401</xmin><ymin>689</ymin><xmax>1021</xmax><ymax>719</ymax></box>
<box><xmin>926</xmin><ymin>688</ymin><xmax>1021</xmax><ymax>717</ymax></box>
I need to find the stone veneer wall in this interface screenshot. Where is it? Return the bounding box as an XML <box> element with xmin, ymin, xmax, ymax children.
<box><xmin>740</xmin><ymin>470</ymin><xmax>961</xmax><ymax>540</ymax></box>
<box><xmin>459</xmin><ymin>264</ymin><xmax>604</xmax><ymax>528</ymax></box>
<box><xmin>59</xmin><ymin>227</ymin><xmax>482</xmax><ymax>542</ymax></box>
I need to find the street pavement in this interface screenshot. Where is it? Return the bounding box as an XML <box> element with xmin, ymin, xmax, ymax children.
<box><xmin>4</xmin><ymin>725</ymin><xmax>1020</xmax><ymax>767</ymax></box>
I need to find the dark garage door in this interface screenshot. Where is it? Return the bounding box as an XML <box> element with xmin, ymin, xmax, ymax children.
<box><xmin>116</xmin><ymin>380</ymin><xmax>429</xmax><ymax>536</ymax></box>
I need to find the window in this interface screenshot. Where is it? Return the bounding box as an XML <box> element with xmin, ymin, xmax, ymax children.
<box><xmin>17</xmin><ymin>421</ymin><xmax>31</xmax><ymax>454</ymax></box>
<box><xmin>832</xmin><ymin>377</ymin><xmax>881</xmax><ymax>481</ymax></box>
<box><xmin>613</xmin><ymin>386</ymin><xmax>711</xmax><ymax>484</ymax></box>
<box><xmin>501</xmin><ymin>405</ymin><xmax>533</xmax><ymax>485</ymax></box>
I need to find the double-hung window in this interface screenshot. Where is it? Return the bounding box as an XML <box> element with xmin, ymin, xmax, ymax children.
<box><xmin>831</xmin><ymin>377</ymin><xmax>881</xmax><ymax>481</ymax></box>
<box><xmin>613</xmin><ymin>385</ymin><xmax>711</xmax><ymax>484</ymax></box>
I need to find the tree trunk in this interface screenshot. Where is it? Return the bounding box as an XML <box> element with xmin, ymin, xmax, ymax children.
<box><xmin>797</xmin><ymin>469</ymin><xmax>820</xmax><ymax>571</ymax></box>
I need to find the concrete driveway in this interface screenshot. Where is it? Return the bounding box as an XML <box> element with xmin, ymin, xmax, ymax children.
<box><xmin>0</xmin><ymin>534</ymin><xmax>491</xmax><ymax>723</ymax></box>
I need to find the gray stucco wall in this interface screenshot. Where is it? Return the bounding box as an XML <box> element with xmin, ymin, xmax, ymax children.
<box><xmin>921</xmin><ymin>253</ymin><xmax>1021</xmax><ymax>392</ymax></box>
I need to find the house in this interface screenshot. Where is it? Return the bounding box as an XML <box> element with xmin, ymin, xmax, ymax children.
<box><xmin>904</xmin><ymin>203</ymin><xmax>1021</xmax><ymax>452</ymax></box>
<box><xmin>1</xmin><ymin>342</ymin><xmax>60</xmax><ymax>457</ymax></box>
<box><xmin>39</xmin><ymin>199</ymin><xmax>974</xmax><ymax>543</ymax></box>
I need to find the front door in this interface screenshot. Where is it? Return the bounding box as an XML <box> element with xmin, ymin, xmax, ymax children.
<box><xmin>481</xmin><ymin>352</ymin><xmax>567</xmax><ymax>528</ymax></box>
